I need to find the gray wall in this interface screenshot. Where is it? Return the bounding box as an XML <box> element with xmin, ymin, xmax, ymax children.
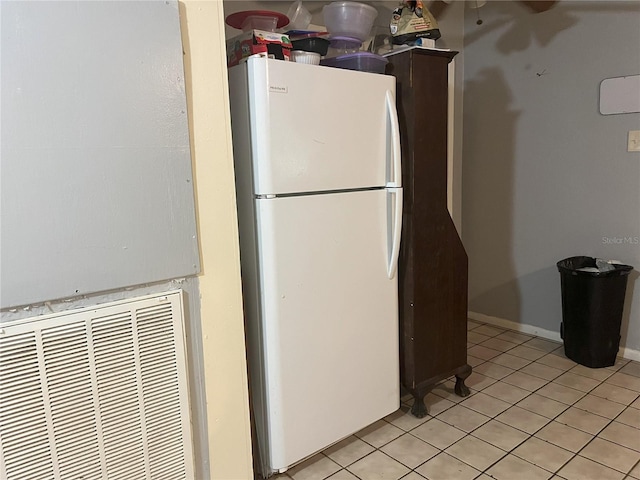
<box><xmin>1</xmin><ymin>0</ymin><xmax>199</xmax><ymax>308</ymax></box>
<box><xmin>462</xmin><ymin>1</ymin><xmax>640</xmax><ymax>350</ymax></box>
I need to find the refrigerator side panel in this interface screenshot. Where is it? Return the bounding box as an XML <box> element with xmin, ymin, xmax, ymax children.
<box><xmin>228</xmin><ymin>63</ymin><xmax>272</xmax><ymax>475</ymax></box>
<box><xmin>248</xmin><ymin>57</ymin><xmax>397</xmax><ymax>195</ymax></box>
<box><xmin>255</xmin><ymin>190</ymin><xmax>400</xmax><ymax>471</ymax></box>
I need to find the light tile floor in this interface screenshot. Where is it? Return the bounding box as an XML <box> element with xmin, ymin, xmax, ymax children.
<box><xmin>271</xmin><ymin>319</ymin><xmax>640</xmax><ymax>480</ymax></box>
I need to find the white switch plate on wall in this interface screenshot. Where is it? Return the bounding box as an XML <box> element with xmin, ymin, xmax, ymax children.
<box><xmin>629</xmin><ymin>130</ymin><xmax>640</xmax><ymax>152</ymax></box>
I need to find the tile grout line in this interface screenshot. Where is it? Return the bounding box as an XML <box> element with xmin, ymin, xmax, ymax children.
<box><xmin>626</xmin><ymin>458</ymin><xmax>640</xmax><ymax>480</ymax></box>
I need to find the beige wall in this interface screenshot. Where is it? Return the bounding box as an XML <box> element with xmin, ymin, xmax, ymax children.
<box><xmin>180</xmin><ymin>1</ymin><xmax>254</xmax><ymax>479</ymax></box>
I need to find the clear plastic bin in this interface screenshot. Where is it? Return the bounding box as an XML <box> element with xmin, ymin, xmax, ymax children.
<box><xmin>241</xmin><ymin>15</ymin><xmax>279</xmax><ymax>32</ymax></box>
<box><xmin>322</xmin><ymin>1</ymin><xmax>377</xmax><ymax>42</ymax></box>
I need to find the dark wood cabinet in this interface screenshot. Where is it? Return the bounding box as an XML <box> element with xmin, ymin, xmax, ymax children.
<box><xmin>386</xmin><ymin>49</ymin><xmax>471</xmax><ymax>418</ymax></box>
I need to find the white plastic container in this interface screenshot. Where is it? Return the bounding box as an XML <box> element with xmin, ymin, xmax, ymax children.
<box><xmin>322</xmin><ymin>2</ymin><xmax>378</xmax><ymax>42</ymax></box>
<box><xmin>287</xmin><ymin>0</ymin><xmax>312</xmax><ymax>31</ymax></box>
<box><xmin>241</xmin><ymin>15</ymin><xmax>279</xmax><ymax>32</ymax></box>
<box><xmin>290</xmin><ymin>50</ymin><xmax>321</xmax><ymax>65</ymax></box>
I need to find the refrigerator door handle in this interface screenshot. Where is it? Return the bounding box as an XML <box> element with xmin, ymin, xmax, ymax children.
<box><xmin>386</xmin><ymin>90</ymin><xmax>402</xmax><ymax>188</ymax></box>
<box><xmin>387</xmin><ymin>187</ymin><xmax>403</xmax><ymax>279</ymax></box>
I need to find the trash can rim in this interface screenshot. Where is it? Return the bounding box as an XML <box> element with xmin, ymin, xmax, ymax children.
<box><xmin>557</xmin><ymin>255</ymin><xmax>633</xmax><ymax>277</ymax></box>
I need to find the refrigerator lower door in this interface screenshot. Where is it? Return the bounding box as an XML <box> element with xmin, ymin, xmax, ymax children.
<box><xmin>255</xmin><ymin>189</ymin><xmax>400</xmax><ymax>473</ymax></box>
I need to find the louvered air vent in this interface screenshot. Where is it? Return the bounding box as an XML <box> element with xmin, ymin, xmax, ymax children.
<box><xmin>0</xmin><ymin>291</ymin><xmax>194</xmax><ymax>480</ymax></box>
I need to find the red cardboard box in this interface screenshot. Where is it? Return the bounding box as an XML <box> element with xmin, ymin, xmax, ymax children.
<box><xmin>227</xmin><ymin>30</ymin><xmax>292</xmax><ymax>67</ymax></box>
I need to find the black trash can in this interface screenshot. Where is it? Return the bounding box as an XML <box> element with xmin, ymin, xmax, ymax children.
<box><xmin>557</xmin><ymin>256</ymin><xmax>633</xmax><ymax>368</ymax></box>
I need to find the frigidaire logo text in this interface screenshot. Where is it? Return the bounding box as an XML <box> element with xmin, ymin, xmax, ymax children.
<box><xmin>269</xmin><ymin>85</ymin><xmax>288</xmax><ymax>94</ymax></box>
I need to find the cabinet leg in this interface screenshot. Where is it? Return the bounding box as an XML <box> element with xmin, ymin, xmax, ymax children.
<box><xmin>454</xmin><ymin>364</ymin><xmax>472</xmax><ymax>397</ymax></box>
<box><xmin>410</xmin><ymin>394</ymin><xmax>428</xmax><ymax>418</ymax></box>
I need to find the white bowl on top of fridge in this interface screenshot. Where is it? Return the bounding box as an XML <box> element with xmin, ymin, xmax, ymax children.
<box><xmin>290</xmin><ymin>50</ymin><xmax>321</xmax><ymax>65</ymax></box>
<box><xmin>287</xmin><ymin>0</ymin><xmax>312</xmax><ymax>31</ymax></box>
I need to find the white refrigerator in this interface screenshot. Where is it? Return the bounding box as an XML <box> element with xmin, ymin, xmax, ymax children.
<box><xmin>228</xmin><ymin>56</ymin><xmax>402</xmax><ymax>477</ymax></box>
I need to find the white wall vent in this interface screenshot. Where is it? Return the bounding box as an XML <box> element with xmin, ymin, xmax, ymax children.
<box><xmin>0</xmin><ymin>291</ymin><xmax>194</xmax><ymax>480</ymax></box>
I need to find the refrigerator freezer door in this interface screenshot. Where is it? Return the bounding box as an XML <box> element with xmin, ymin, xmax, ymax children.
<box><xmin>246</xmin><ymin>57</ymin><xmax>398</xmax><ymax>195</ymax></box>
<box><xmin>255</xmin><ymin>189</ymin><xmax>400</xmax><ymax>471</ymax></box>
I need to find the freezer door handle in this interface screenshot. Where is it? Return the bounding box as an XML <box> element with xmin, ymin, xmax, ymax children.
<box><xmin>387</xmin><ymin>187</ymin><xmax>403</xmax><ymax>279</ymax></box>
<box><xmin>386</xmin><ymin>90</ymin><xmax>402</xmax><ymax>188</ymax></box>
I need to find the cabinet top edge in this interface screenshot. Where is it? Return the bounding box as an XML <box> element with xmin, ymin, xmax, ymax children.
<box><xmin>386</xmin><ymin>48</ymin><xmax>458</xmax><ymax>63</ymax></box>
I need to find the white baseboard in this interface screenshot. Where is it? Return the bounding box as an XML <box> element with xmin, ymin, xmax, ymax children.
<box><xmin>468</xmin><ymin>311</ymin><xmax>640</xmax><ymax>363</ymax></box>
<box><xmin>467</xmin><ymin>311</ymin><xmax>562</xmax><ymax>342</ymax></box>
<box><xmin>620</xmin><ymin>346</ymin><xmax>640</xmax><ymax>363</ymax></box>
